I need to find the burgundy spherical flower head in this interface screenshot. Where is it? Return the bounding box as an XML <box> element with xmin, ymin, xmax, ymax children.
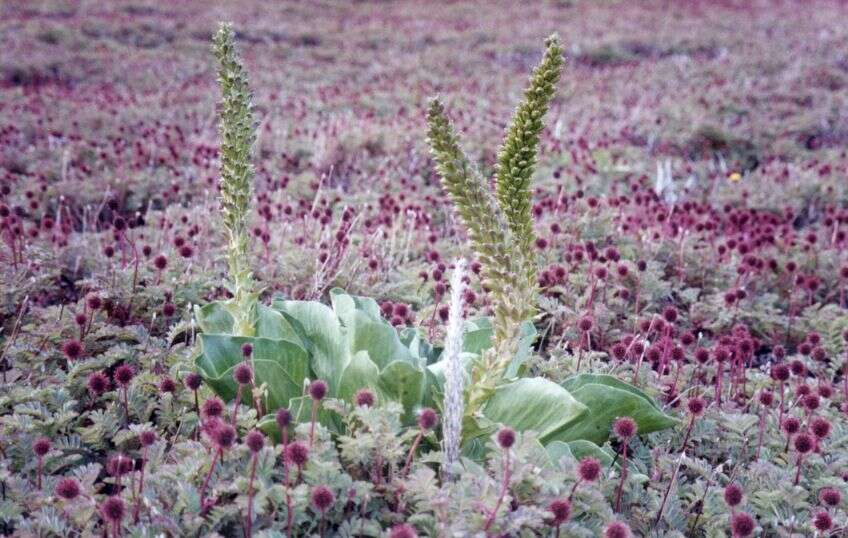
<box><xmin>772</xmin><ymin>345</ymin><xmax>786</xmax><ymax>360</ymax></box>
<box><xmin>694</xmin><ymin>348</ymin><xmax>710</xmax><ymax>364</ymax></box>
<box><xmin>610</xmin><ymin>343</ymin><xmax>627</xmax><ymax>361</ymax></box>
<box><xmin>548</xmin><ymin>498</ymin><xmax>571</xmax><ymax>525</ymax></box>
<box><xmin>604</xmin><ymin>521</ymin><xmax>631</xmax><ymax>538</ymax></box>
<box><xmin>388</xmin><ymin>523</ymin><xmax>418</xmax><ymax>538</ymax></box>
<box><xmin>794</xmin><ymin>432</ymin><xmax>815</xmax><ymax>454</ymax></box>
<box><xmin>797</xmin><ymin>384</ymin><xmax>812</xmax><ymax>397</ymax></box>
<box><xmin>803</xmin><ymin>394</ymin><xmax>820</xmax><ymax>412</ymax></box>
<box><xmin>578</xmin><ymin>457</ymin><xmax>602</xmax><ymax>482</ymax></box>
<box><xmin>202</xmin><ymin>397</ymin><xmax>224</xmax><ymax>418</ymax></box>
<box><xmin>819</xmin><ymin>487</ymin><xmax>842</xmax><ymax>507</ymax></box>
<box><xmin>497</xmin><ymin>427</ymin><xmax>516</xmax><ymax>449</ymax></box>
<box><xmin>139</xmin><ymin>430</ymin><xmax>157</xmax><ymax>447</ymax></box>
<box><xmin>245</xmin><ymin>429</ymin><xmax>265</xmax><ymax>453</ymax></box>
<box><xmin>55</xmin><ymin>477</ymin><xmax>81</xmax><ymax>500</ymax></box>
<box><xmin>74</xmin><ymin>313</ymin><xmax>87</xmax><ymax>327</ymax></box>
<box><xmin>184</xmin><ymin>373</ymin><xmax>202</xmax><ymax>391</ymax></box>
<box><xmin>309</xmin><ymin>379</ymin><xmax>328</xmax><ymax>401</ymax></box>
<box><xmin>106</xmin><ymin>454</ymin><xmax>135</xmax><ymax>476</ymax></box>
<box><xmin>578</xmin><ymin>315</ymin><xmax>594</xmax><ymax>332</ymax></box>
<box><xmin>811</xmin><ymin>346</ymin><xmax>826</xmax><ymax>362</ymax></box>
<box><xmin>201</xmin><ymin>417</ymin><xmax>224</xmax><ymax>440</ymax></box>
<box><xmin>810</xmin><ymin>417</ymin><xmax>831</xmax><ymax>440</ymax></box>
<box><xmin>159</xmin><ymin>377</ymin><xmax>177</xmax><ymax>394</ymax></box>
<box><xmin>87</xmin><ymin>371</ymin><xmax>109</xmax><ymax>395</ymax></box>
<box><xmin>770</xmin><ymin>363</ymin><xmax>790</xmax><ymax>382</ymax></box>
<box><xmin>100</xmin><ymin>496</ymin><xmax>125</xmax><ymax>523</ymax></box>
<box><xmin>62</xmin><ymin>339</ymin><xmax>84</xmax><ymax>361</ymax></box>
<box><xmin>213</xmin><ymin>424</ymin><xmax>237</xmax><ymax>450</ymax></box>
<box><xmin>153</xmin><ymin>254</ymin><xmax>168</xmax><ymax>270</ymax></box>
<box><xmin>790</xmin><ymin>359</ymin><xmax>806</xmax><ymax>376</ymax></box>
<box><xmin>782</xmin><ymin>417</ymin><xmax>801</xmax><ymax>435</ymax></box>
<box><xmin>799</xmin><ymin>342</ymin><xmax>812</xmax><ymax>356</ymax></box>
<box><xmin>107</xmin><ymin>454</ymin><xmax>134</xmax><ymax>477</ymax></box>
<box><xmin>285</xmin><ymin>441</ymin><xmax>309</xmax><ymax>467</ymax></box>
<box><xmin>723</xmin><ymin>483</ymin><xmax>743</xmax><ymax>507</ymax></box>
<box><xmin>311</xmin><ymin>485</ymin><xmax>335</xmax><ymax>512</ymax></box>
<box><xmin>113</xmin><ymin>364</ymin><xmax>135</xmax><ymax>387</ymax></box>
<box><xmin>276</xmin><ymin>408</ymin><xmax>292</xmax><ymax>430</ymax></box>
<box><xmin>813</xmin><ymin>510</ymin><xmax>833</xmax><ymax>532</ymax></box>
<box><xmin>681</xmin><ymin>331</ymin><xmax>695</xmax><ymax>346</ymax></box>
<box><xmin>33</xmin><ymin>437</ymin><xmax>51</xmax><ymax>457</ymax></box>
<box><xmin>233</xmin><ymin>363</ymin><xmax>253</xmax><ymax>385</ymax></box>
<box><xmin>613</xmin><ymin>417</ymin><xmax>637</xmax><ymax>440</ymax></box>
<box><xmin>818</xmin><ymin>383</ymin><xmax>833</xmax><ymax>399</ymax></box>
<box><xmin>161</xmin><ymin>302</ymin><xmax>176</xmax><ymax>317</ymax></box>
<box><xmin>662</xmin><ymin>306</ymin><xmax>678</xmax><ymax>324</ymax></box>
<box><xmin>730</xmin><ymin>512</ymin><xmax>755</xmax><ymax>537</ymax></box>
<box><xmin>687</xmin><ymin>397</ymin><xmax>706</xmax><ymax>416</ymax></box>
<box><xmin>417</xmin><ymin>408</ymin><xmax>438</xmax><ymax>430</ymax></box>
<box><xmin>241</xmin><ymin>343</ymin><xmax>253</xmax><ymax>358</ymax></box>
<box><xmin>86</xmin><ymin>294</ymin><xmax>102</xmax><ymax>311</ymax></box>
<box><xmin>758</xmin><ymin>390</ymin><xmax>774</xmax><ymax>407</ymax></box>
<box><xmin>354</xmin><ymin>388</ymin><xmax>375</xmax><ymax>407</ymax></box>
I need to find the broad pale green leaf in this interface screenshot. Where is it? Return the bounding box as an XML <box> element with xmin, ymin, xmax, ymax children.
<box><xmin>504</xmin><ymin>320</ymin><xmax>537</xmax><ymax>378</ymax></box>
<box><xmin>545</xmin><ymin>440</ymin><xmax>574</xmax><ymax>468</ymax></box>
<box><xmin>462</xmin><ymin>318</ymin><xmax>493</xmax><ymax>355</ymax></box>
<box><xmin>347</xmin><ymin>311</ymin><xmax>415</xmax><ymax>370</ymax></box>
<box><xmin>272</xmin><ymin>299</ymin><xmax>349</xmax><ymax>393</ymax></box>
<box><xmin>287</xmin><ymin>396</ymin><xmax>342</xmax><ymax>433</ymax></box>
<box><xmin>255</xmin><ymin>305</ymin><xmax>299</xmax><ymax>341</ymax></box>
<box><xmin>338</xmin><ymin>351</ymin><xmax>380</xmax><ymax>404</ymax></box>
<box><xmin>196</xmin><ymin>335</ymin><xmax>309</xmax><ymax>412</ymax></box>
<box><xmin>562</xmin><ymin>373</ymin><xmax>663</xmax><ymax>410</ymax></box>
<box><xmin>211</xmin><ymin>357</ymin><xmax>307</xmax><ymax>411</ymax></box>
<box><xmin>330</xmin><ymin>288</ymin><xmax>382</xmax><ymax>323</ymax></box>
<box><xmin>460</xmin><ymin>317</ymin><xmax>535</xmax><ymax>377</ymax></box>
<box><xmin>377</xmin><ymin>360</ymin><xmax>424</xmax><ymax>421</ymax></box>
<box><xmin>553</xmin><ymin>381</ymin><xmax>679</xmax><ymax>445</ymax></box>
<box><xmin>194</xmin><ymin>302</ymin><xmax>234</xmax><ymax>334</ymax></box>
<box><xmin>399</xmin><ymin>327</ymin><xmax>440</xmax><ymax>365</ymax></box>
<box><xmin>566</xmin><ymin>440</ymin><xmax>615</xmax><ymax>468</ymax></box>
<box><xmin>482</xmin><ymin>377</ymin><xmax>588</xmax><ymax>441</ymax></box>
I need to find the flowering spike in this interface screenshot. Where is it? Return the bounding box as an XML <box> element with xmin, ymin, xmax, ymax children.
<box><xmin>494</xmin><ymin>34</ymin><xmax>563</xmax><ymax>277</ymax></box>
<box><xmin>212</xmin><ymin>23</ymin><xmax>258</xmax><ymax>336</ymax></box>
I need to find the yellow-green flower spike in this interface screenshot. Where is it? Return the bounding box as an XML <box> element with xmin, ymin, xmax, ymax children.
<box><xmin>213</xmin><ymin>23</ymin><xmax>258</xmax><ymax>336</ymax></box>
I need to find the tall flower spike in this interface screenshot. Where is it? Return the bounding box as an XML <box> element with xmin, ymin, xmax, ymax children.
<box><xmin>213</xmin><ymin>23</ymin><xmax>258</xmax><ymax>336</ymax></box>
<box><xmin>442</xmin><ymin>259</ymin><xmax>466</xmax><ymax>477</ymax></box>
<box><xmin>494</xmin><ymin>34</ymin><xmax>563</xmax><ymax>280</ymax></box>
<box><xmin>426</xmin><ymin>98</ymin><xmax>529</xmax><ymax>428</ymax></box>
<box><xmin>426</xmin><ymin>35</ymin><xmax>562</xmax><ymax>442</ymax></box>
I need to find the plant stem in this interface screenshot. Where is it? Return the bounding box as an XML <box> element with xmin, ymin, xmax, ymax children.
<box><xmin>484</xmin><ymin>450</ymin><xmax>510</xmax><ymax>532</ymax></box>
<box><xmin>309</xmin><ymin>400</ymin><xmax>318</xmax><ymax>447</ymax></box>
<box><xmin>199</xmin><ymin>448</ymin><xmax>221</xmax><ymax>505</ymax></box>
<box><xmin>244</xmin><ymin>453</ymin><xmax>257</xmax><ymax>538</ymax></box>
<box><xmin>614</xmin><ymin>441</ymin><xmax>629</xmax><ymax>513</ymax></box>
<box><xmin>402</xmin><ymin>430</ymin><xmax>424</xmax><ymax>476</ymax></box>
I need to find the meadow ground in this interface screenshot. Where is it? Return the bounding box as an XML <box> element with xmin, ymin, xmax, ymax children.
<box><xmin>1</xmin><ymin>0</ymin><xmax>848</xmax><ymax>536</ymax></box>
